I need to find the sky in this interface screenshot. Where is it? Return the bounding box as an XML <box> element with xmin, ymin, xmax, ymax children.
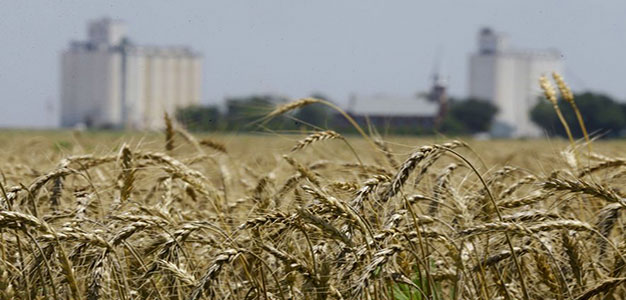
<box><xmin>0</xmin><ymin>1</ymin><xmax>625</xmax><ymax>127</ymax></box>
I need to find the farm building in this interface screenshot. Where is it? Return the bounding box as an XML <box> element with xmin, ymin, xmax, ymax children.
<box><xmin>335</xmin><ymin>75</ymin><xmax>447</xmax><ymax>134</ymax></box>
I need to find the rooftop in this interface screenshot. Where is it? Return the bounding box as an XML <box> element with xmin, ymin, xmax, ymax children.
<box><xmin>346</xmin><ymin>93</ymin><xmax>439</xmax><ymax>117</ymax></box>
<box><xmin>66</xmin><ymin>17</ymin><xmax>201</xmax><ymax>58</ymax></box>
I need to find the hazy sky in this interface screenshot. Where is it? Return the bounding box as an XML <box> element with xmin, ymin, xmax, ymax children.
<box><xmin>0</xmin><ymin>1</ymin><xmax>625</xmax><ymax>127</ymax></box>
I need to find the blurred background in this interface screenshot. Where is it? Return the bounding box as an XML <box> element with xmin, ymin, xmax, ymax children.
<box><xmin>0</xmin><ymin>1</ymin><xmax>625</xmax><ymax>138</ymax></box>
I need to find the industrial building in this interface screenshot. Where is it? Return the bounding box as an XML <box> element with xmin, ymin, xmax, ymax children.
<box><xmin>336</xmin><ymin>74</ymin><xmax>448</xmax><ymax>133</ymax></box>
<box><xmin>60</xmin><ymin>17</ymin><xmax>202</xmax><ymax>129</ymax></box>
<box><xmin>468</xmin><ymin>28</ymin><xmax>563</xmax><ymax>137</ymax></box>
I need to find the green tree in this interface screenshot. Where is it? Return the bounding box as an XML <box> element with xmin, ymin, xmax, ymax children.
<box><xmin>530</xmin><ymin>92</ymin><xmax>625</xmax><ymax>138</ymax></box>
<box><xmin>176</xmin><ymin>105</ymin><xmax>221</xmax><ymax>131</ymax></box>
<box><xmin>443</xmin><ymin>99</ymin><xmax>498</xmax><ymax>134</ymax></box>
<box><xmin>439</xmin><ymin>116</ymin><xmax>466</xmax><ymax>135</ymax></box>
<box><xmin>225</xmin><ymin>94</ymin><xmax>295</xmax><ymax>131</ymax></box>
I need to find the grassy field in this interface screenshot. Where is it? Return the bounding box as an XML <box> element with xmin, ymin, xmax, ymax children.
<box><xmin>1</xmin><ymin>129</ymin><xmax>626</xmax><ymax>299</ymax></box>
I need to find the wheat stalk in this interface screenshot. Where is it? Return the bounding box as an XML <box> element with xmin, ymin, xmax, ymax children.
<box><xmin>291</xmin><ymin>130</ymin><xmax>343</xmax><ymax>152</ymax></box>
<box><xmin>188</xmin><ymin>249</ymin><xmax>241</xmax><ymax>300</ymax></box>
<box><xmin>283</xmin><ymin>155</ymin><xmax>321</xmax><ymax>187</ymax></box>
<box><xmin>351</xmin><ymin>245</ymin><xmax>403</xmax><ymax>297</ymax></box>
<box><xmin>596</xmin><ymin>202</ymin><xmax>623</xmax><ymax>256</ymax></box>
<box><xmin>542</xmin><ymin>177</ymin><xmax>622</xmax><ymax>203</ymax></box>
<box><xmin>198</xmin><ymin>138</ymin><xmax>227</xmax><ymax>154</ymax></box>
<box><xmin>118</xmin><ymin>145</ymin><xmax>135</xmax><ymax>202</ymax></box>
<box><xmin>574</xmin><ymin>278</ymin><xmax>626</xmax><ymax>300</ymax></box>
<box><xmin>164</xmin><ymin>112</ymin><xmax>175</xmax><ymax>152</ymax></box>
<box><xmin>553</xmin><ymin>72</ymin><xmax>591</xmax><ymax>152</ymax></box>
<box><xmin>540</xmin><ymin>75</ymin><xmax>576</xmax><ymax>152</ymax></box>
<box><xmin>562</xmin><ymin>230</ymin><xmax>583</xmax><ymax>288</ymax></box>
<box><xmin>374</xmin><ymin>138</ymin><xmax>399</xmax><ymax>169</ymax></box>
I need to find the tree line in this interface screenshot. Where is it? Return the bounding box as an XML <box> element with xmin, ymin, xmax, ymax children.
<box><xmin>175</xmin><ymin>94</ymin><xmax>499</xmax><ymax>135</ymax></box>
<box><xmin>531</xmin><ymin>92</ymin><xmax>626</xmax><ymax>138</ymax></box>
<box><xmin>175</xmin><ymin>91</ymin><xmax>625</xmax><ymax>138</ymax></box>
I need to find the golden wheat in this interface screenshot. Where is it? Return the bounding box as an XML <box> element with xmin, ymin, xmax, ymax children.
<box><xmin>0</xmin><ymin>104</ymin><xmax>625</xmax><ymax>300</ymax></box>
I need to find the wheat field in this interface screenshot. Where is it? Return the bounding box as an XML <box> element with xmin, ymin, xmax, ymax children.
<box><xmin>0</xmin><ymin>126</ymin><xmax>625</xmax><ymax>300</ymax></box>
